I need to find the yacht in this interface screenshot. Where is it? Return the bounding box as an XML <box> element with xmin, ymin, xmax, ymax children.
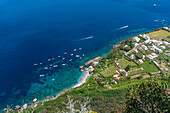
<box><xmin>58</xmin><ymin>56</ymin><xmax>61</xmax><ymax>58</ymax></box>
<box><xmin>45</xmin><ymin>67</ymin><xmax>48</xmax><ymax>70</ymax></box>
<box><xmin>62</xmin><ymin>64</ymin><xmax>66</xmax><ymax>66</ymax></box>
<box><xmin>71</xmin><ymin>54</ymin><xmax>74</xmax><ymax>56</ymax></box>
<box><xmin>34</xmin><ymin>64</ymin><xmax>38</xmax><ymax>66</ymax></box>
<box><xmin>74</xmin><ymin>49</ymin><xmax>77</xmax><ymax>51</ymax></box>
<box><xmin>40</xmin><ymin>74</ymin><xmax>45</xmax><ymax>77</ymax></box>
<box><xmin>48</xmin><ymin>59</ymin><xmax>51</xmax><ymax>61</ymax></box>
<box><xmin>64</xmin><ymin>52</ymin><xmax>67</xmax><ymax>55</ymax></box>
<box><xmin>69</xmin><ymin>59</ymin><xmax>72</xmax><ymax>62</ymax></box>
<box><xmin>62</xmin><ymin>58</ymin><xmax>65</xmax><ymax>60</ymax></box>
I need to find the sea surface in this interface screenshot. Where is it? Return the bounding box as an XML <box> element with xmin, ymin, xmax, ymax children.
<box><xmin>0</xmin><ymin>0</ymin><xmax>170</xmax><ymax>109</ymax></box>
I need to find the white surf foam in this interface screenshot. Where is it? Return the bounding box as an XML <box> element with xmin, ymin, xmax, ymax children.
<box><xmin>76</xmin><ymin>36</ymin><xmax>93</xmax><ymax>41</ymax></box>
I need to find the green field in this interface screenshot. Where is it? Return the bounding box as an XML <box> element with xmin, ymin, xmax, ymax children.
<box><xmin>129</xmin><ymin>69</ymin><xmax>146</xmax><ymax>76</ymax></box>
<box><xmin>141</xmin><ymin>62</ymin><xmax>159</xmax><ymax>73</ymax></box>
<box><xmin>164</xmin><ymin>36</ymin><xmax>170</xmax><ymax>42</ymax></box>
<box><xmin>159</xmin><ymin>53</ymin><xmax>170</xmax><ymax>61</ymax></box>
<box><xmin>101</xmin><ymin>65</ymin><xmax>117</xmax><ymax>77</ymax></box>
<box><xmin>147</xmin><ymin>30</ymin><xmax>170</xmax><ymax>39</ymax></box>
<box><xmin>118</xmin><ymin>58</ymin><xmax>137</xmax><ymax>69</ymax></box>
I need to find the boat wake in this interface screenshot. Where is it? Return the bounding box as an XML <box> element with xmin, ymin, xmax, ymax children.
<box><xmin>76</xmin><ymin>36</ymin><xmax>93</xmax><ymax>41</ymax></box>
<box><xmin>115</xmin><ymin>25</ymin><xmax>128</xmax><ymax>31</ymax></box>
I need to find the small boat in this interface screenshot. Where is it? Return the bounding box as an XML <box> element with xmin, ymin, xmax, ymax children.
<box><xmin>154</xmin><ymin>4</ymin><xmax>156</xmax><ymax>7</ymax></box>
<box><xmin>62</xmin><ymin>64</ymin><xmax>65</xmax><ymax>66</ymax></box>
<box><xmin>52</xmin><ymin>58</ymin><xmax>55</xmax><ymax>60</ymax></box>
<box><xmin>74</xmin><ymin>49</ymin><xmax>77</xmax><ymax>51</ymax></box>
<box><xmin>48</xmin><ymin>59</ymin><xmax>51</xmax><ymax>61</ymax></box>
<box><xmin>45</xmin><ymin>67</ymin><xmax>48</xmax><ymax>70</ymax></box>
<box><xmin>62</xmin><ymin>58</ymin><xmax>65</xmax><ymax>60</ymax></box>
<box><xmin>58</xmin><ymin>56</ymin><xmax>61</xmax><ymax>58</ymax></box>
<box><xmin>71</xmin><ymin>54</ymin><xmax>74</xmax><ymax>56</ymax></box>
<box><xmin>82</xmin><ymin>54</ymin><xmax>85</xmax><ymax>56</ymax></box>
<box><xmin>79</xmin><ymin>48</ymin><xmax>82</xmax><ymax>50</ymax></box>
<box><xmin>40</xmin><ymin>63</ymin><xmax>42</xmax><ymax>65</ymax></box>
<box><xmin>52</xmin><ymin>79</ymin><xmax>55</xmax><ymax>81</ymax></box>
<box><xmin>80</xmin><ymin>57</ymin><xmax>82</xmax><ymax>59</ymax></box>
<box><xmin>76</xmin><ymin>55</ymin><xmax>80</xmax><ymax>57</ymax></box>
<box><xmin>50</xmin><ymin>64</ymin><xmax>53</xmax><ymax>66</ymax></box>
<box><xmin>40</xmin><ymin>74</ymin><xmax>45</xmax><ymax>77</ymax></box>
<box><xmin>64</xmin><ymin>52</ymin><xmax>67</xmax><ymax>55</ymax></box>
<box><xmin>69</xmin><ymin>59</ymin><xmax>72</xmax><ymax>62</ymax></box>
<box><xmin>53</xmin><ymin>65</ymin><xmax>58</xmax><ymax>67</ymax></box>
<box><xmin>34</xmin><ymin>64</ymin><xmax>38</xmax><ymax>66</ymax></box>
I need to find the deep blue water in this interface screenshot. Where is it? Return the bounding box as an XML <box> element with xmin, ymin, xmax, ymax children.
<box><xmin>0</xmin><ymin>0</ymin><xmax>170</xmax><ymax>109</ymax></box>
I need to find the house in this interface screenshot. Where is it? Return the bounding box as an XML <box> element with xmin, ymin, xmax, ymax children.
<box><xmin>130</xmin><ymin>54</ymin><xmax>136</xmax><ymax>59</ymax></box>
<box><xmin>164</xmin><ymin>41</ymin><xmax>169</xmax><ymax>46</ymax></box>
<box><xmin>156</xmin><ymin>41</ymin><xmax>162</xmax><ymax>45</ymax></box>
<box><xmin>152</xmin><ymin>45</ymin><xmax>162</xmax><ymax>53</ymax></box>
<box><xmin>142</xmin><ymin>34</ymin><xmax>150</xmax><ymax>40</ymax></box>
<box><xmin>141</xmin><ymin>45</ymin><xmax>148</xmax><ymax>50</ymax></box>
<box><xmin>142</xmin><ymin>55</ymin><xmax>145</xmax><ymax>59</ymax></box>
<box><xmin>114</xmin><ymin>75</ymin><xmax>118</xmax><ymax>78</ymax></box>
<box><xmin>160</xmin><ymin>46</ymin><xmax>166</xmax><ymax>49</ymax></box>
<box><xmin>133</xmin><ymin>36</ymin><xmax>140</xmax><ymax>42</ymax></box>
<box><xmin>134</xmin><ymin>43</ymin><xmax>138</xmax><ymax>47</ymax></box>
<box><xmin>167</xmin><ymin>53</ymin><xmax>170</xmax><ymax>57</ymax></box>
<box><xmin>138</xmin><ymin>59</ymin><xmax>144</xmax><ymax>64</ymax></box>
<box><xmin>124</xmin><ymin>45</ymin><xmax>128</xmax><ymax>47</ymax></box>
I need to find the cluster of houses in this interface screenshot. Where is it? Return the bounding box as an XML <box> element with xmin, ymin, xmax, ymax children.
<box><xmin>163</xmin><ymin>27</ymin><xmax>170</xmax><ymax>31</ymax></box>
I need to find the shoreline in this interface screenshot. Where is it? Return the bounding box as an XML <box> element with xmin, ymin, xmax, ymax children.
<box><xmin>30</xmin><ymin>70</ymin><xmax>91</xmax><ymax>109</ymax></box>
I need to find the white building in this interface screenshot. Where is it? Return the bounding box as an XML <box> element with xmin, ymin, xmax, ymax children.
<box><xmin>138</xmin><ymin>59</ymin><xmax>144</xmax><ymax>64</ymax></box>
<box><xmin>141</xmin><ymin>45</ymin><xmax>148</xmax><ymax>50</ymax></box>
<box><xmin>142</xmin><ymin>34</ymin><xmax>150</xmax><ymax>40</ymax></box>
<box><xmin>134</xmin><ymin>43</ymin><xmax>139</xmax><ymax>47</ymax></box>
<box><xmin>164</xmin><ymin>41</ymin><xmax>169</xmax><ymax>46</ymax></box>
<box><xmin>167</xmin><ymin>53</ymin><xmax>170</xmax><ymax>57</ymax></box>
<box><xmin>133</xmin><ymin>36</ymin><xmax>140</xmax><ymax>42</ymax></box>
<box><xmin>160</xmin><ymin>46</ymin><xmax>166</xmax><ymax>49</ymax></box>
<box><xmin>152</xmin><ymin>45</ymin><xmax>162</xmax><ymax>53</ymax></box>
<box><xmin>130</xmin><ymin>54</ymin><xmax>135</xmax><ymax>59</ymax></box>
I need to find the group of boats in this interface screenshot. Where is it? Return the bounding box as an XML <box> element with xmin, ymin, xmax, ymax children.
<box><xmin>34</xmin><ymin>48</ymin><xmax>84</xmax><ymax>78</ymax></box>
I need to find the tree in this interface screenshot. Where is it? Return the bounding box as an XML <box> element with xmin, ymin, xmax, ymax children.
<box><xmin>125</xmin><ymin>65</ymin><xmax>131</xmax><ymax>72</ymax></box>
<box><xmin>126</xmin><ymin>78</ymin><xmax>169</xmax><ymax>113</ymax></box>
<box><xmin>136</xmin><ymin>52</ymin><xmax>143</xmax><ymax>59</ymax></box>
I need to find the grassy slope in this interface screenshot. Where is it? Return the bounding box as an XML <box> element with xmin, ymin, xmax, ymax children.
<box><xmin>101</xmin><ymin>65</ymin><xmax>117</xmax><ymax>77</ymax></box>
<box><xmin>141</xmin><ymin>62</ymin><xmax>159</xmax><ymax>73</ymax></box>
<box><xmin>147</xmin><ymin>30</ymin><xmax>170</xmax><ymax>39</ymax></box>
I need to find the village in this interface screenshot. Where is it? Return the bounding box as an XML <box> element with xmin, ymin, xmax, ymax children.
<box><xmin>83</xmin><ymin>27</ymin><xmax>170</xmax><ymax>89</ymax></box>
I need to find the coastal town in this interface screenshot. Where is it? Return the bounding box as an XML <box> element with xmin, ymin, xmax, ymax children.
<box><xmin>4</xmin><ymin>27</ymin><xmax>170</xmax><ymax>112</ymax></box>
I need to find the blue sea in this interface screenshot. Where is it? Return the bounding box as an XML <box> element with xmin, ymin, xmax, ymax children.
<box><xmin>0</xmin><ymin>0</ymin><xmax>170</xmax><ymax>110</ymax></box>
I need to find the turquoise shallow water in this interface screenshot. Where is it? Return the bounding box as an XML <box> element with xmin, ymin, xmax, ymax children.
<box><xmin>0</xmin><ymin>0</ymin><xmax>170</xmax><ymax>109</ymax></box>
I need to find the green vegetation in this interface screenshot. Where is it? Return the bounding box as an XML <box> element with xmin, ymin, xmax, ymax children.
<box><xmin>164</xmin><ymin>35</ymin><xmax>170</xmax><ymax>42</ymax></box>
<box><xmin>101</xmin><ymin>65</ymin><xmax>117</xmax><ymax>77</ymax></box>
<box><xmin>159</xmin><ymin>53</ymin><xmax>170</xmax><ymax>62</ymax></box>
<box><xmin>128</xmin><ymin>69</ymin><xmax>146</xmax><ymax>76</ymax></box>
<box><xmin>126</xmin><ymin>78</ymin><xmax>169</xmax><ymax>113</ymax></box>
<box><xmin>118</xmin><ymin>58</ymin><xmax>136</xmax><ymax>69</ymax></box>
<box><xmin>147</xmin><ymin>30</ymin><xmax>170</xmax><ymax>39</ymax></box>
<box><xmin>141</xmin><ymin>62</ymin><xmax>159</xmax><ymax>73</ymax></box>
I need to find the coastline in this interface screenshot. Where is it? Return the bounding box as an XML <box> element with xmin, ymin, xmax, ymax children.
<box><xmin>30</xmin><ymin>70</ymin><xmax>91</xmax><ymax>109</ymax></box>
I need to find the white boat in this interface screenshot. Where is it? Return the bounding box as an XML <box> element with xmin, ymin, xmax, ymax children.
<box><xmin>79</xmin><ymin>48</ymin><xmax>82</xmax><ymax>50</ymax></box>
<box><xmin>71</xmin><ymin>54</ymin><xmax>74</xmax><ymax>56</ymax></box>
<box><xmin>48</xmin><ymin>59</ymin><xmax>51</xmax><ymax>61</ymax></box>
<box><xmin>58</xmin><ymin>56</ymin><xmax>61</xmax><ymax>58</ymax></box>
<box><xmin>82</xmin><ymin>54</ymin><xmax>85</xmax><ymax>56</ymax></box>
<box><xmin>80</xmin><ymin>57</ymin><xmax>82</xmax><ymax>59</ymax></box>
<box><xmin>62</xmin><ymin>58</ymin><xmax>65</xmax><ymax>60</ymax></box>
<box><xmin>76</xmin><ymin>55</ymin><xmax>80</xmax><ymax>57</ymax></box>
<box><xmin>62</xmin><ymin>64</ymin><xmax>65</xmax><ymax>66</ymax></box>
<box><xmin>154</xmin><ymin>4</ymin><xmax>156</xmax><ymax>7</ymax></box>
<box><xmin>40</xmin><ymin>74</ymin><xmax>45</xmax><ymax>77</ymax></box>
<box><xmin>69</xmin><ymin>59</ymin><xmax>72</xmax><ymax>62</ymax></box>
<box><xmin>74</xmin><ymin>49</ymin><xmax>77</xmax><ymax>51</ymax></box>
<box><xmin>52</xmin><ymin>79</ymin><xmax>55</xmax><ymax>81</ymax></box>
<box><xmin>40</xmin><ymin>63</ymin><xmax>42</xmax><ymax>65</ymax></box>
<box><xmin>50</xmin><ymin>64</ymin><xmax>53</xmax><ymax>66</ymax></box>
<box><xmin>45</xmin><ymin>67</ymin><xmax>48</xmax><ymax>70</ymax></box>
<box><xmin>52</xmin><ymin>58</ymin><xmax>54</xmax><ymax>60</ymax></box>
<box><xmin>53</xmin><ymin>65</ymin><xmax>58</xmax><ymax>67</ymax></box>
<box><xmin>34</xmin><ymin>64</ymin><xmax>38</xmax><ymax>66</ymax></box>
